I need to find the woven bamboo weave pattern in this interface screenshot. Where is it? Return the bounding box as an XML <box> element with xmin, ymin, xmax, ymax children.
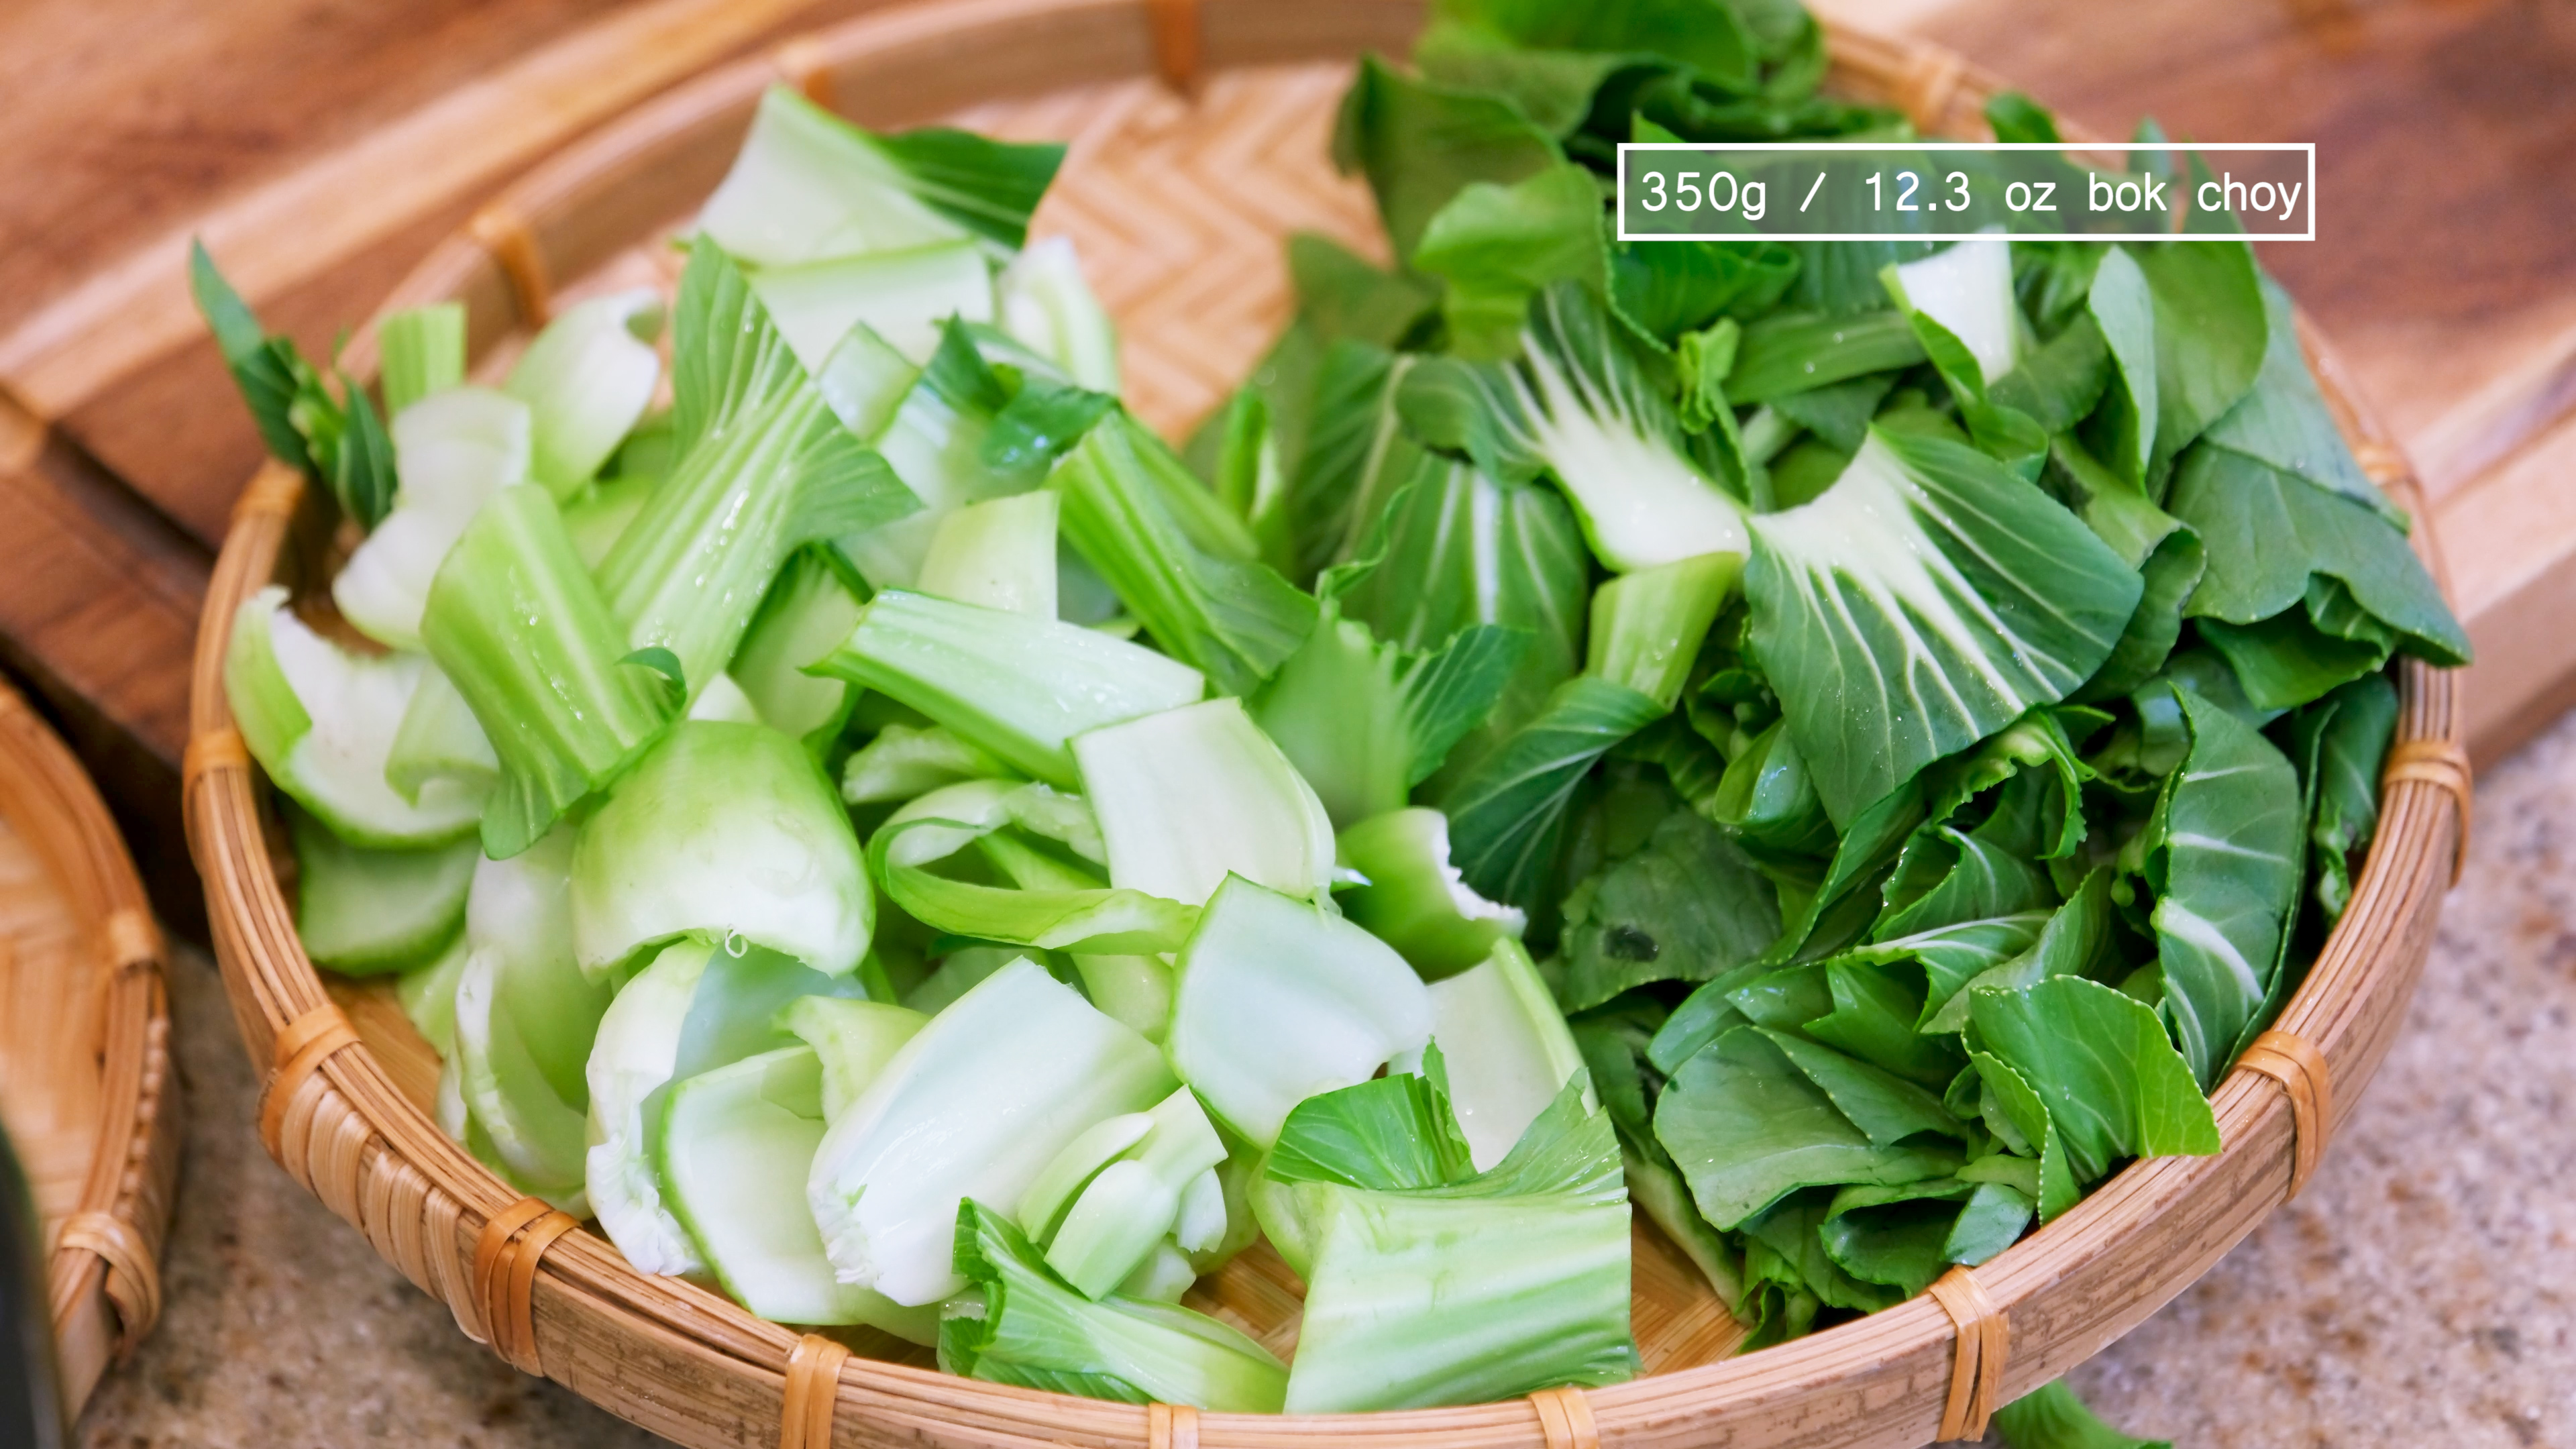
<box><xmin>951</xmin><ymin>63</ymin><xmax>1385</xmax><ymax>439</ymax></box>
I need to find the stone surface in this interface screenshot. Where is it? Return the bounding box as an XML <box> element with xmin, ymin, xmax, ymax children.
<box><xmin>70</xmin><ymin>710</ymin><xmax>2576</xmax><ymax>1447</ymax></box>
<box><xmin>72</xmin><ymin>944</ymin><xmax>661</xmax><ymax>1449</ymax></box>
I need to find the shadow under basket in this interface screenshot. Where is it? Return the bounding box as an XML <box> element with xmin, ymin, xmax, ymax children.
<box><xmin>183</xmin><ymin>1</ymin><xmax>2472</xmax><ymax>1446</ymax></box>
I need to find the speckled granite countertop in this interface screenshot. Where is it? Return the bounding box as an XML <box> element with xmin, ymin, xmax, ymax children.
<box><xmin>72</xmin><ymin>714</ymin><xmax>2576</xmax><ymax>1448</ymax></box>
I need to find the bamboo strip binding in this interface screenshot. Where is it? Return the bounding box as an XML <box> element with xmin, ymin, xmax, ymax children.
<box><xmin>781</xmin><ymin>1334</ymin><xmax>851</xmax><ymax>1449</ymax></box>
<box><xmin>2235</xmin><ymin>1028</ymin><xmax>2334</xmax><ymax>1199</ymax></box>
<box><xmin>1146</xmin><ymin>1399</ymin><xmax>1199</xmax><ymax>1449</ymax></box>
<box><xmin>1528</xmin><ymin>1387</ymin><xmax>1600</xmax><ymax>1449</ymax></box>
<box><xmin>1925</xmin><ymin>1267</ymin><xmax>2008</xmax><ymax>1442</ymax></box>
<box><xmin>259</xmin><ymin>1004</ymin><xmax>360</xmax><ymax>1160</ymax></box>
<box><xmin>2383</xmin><ymin>737</ymin><xmax>2472</xmax><ymax>885</ymax></box>
<box><xmin>470</xmin><ymin>202</ymin><xmax>554</xmax><ymax>327</ymax></box>
<box><xmin>474</xmin><ymin>1197</ymin><xmax>582</xmax><ymax>1376</ymax></box>
<box><xmin>55</xmin><ymin>1211</ymin><xmax>162</xmax><ymax>1348</ymax></box>
<box><xmin>178</xmin><ymin>4</ymin><xmax>2469</xmax><ymax>1447</ymax></box>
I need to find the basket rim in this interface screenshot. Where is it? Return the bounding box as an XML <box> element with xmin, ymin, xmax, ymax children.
<box><xmin>0</xmin><ymin>675</ymin><xmax>179</xmax><ymax>1411</ymax></box>
<box><xmin>182</xmin><ymin>2</ymin><xmax>2469</xmax><ymax>1445</ymax></box>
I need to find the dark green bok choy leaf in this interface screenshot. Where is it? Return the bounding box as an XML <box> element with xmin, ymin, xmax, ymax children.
<box><xmin>1328</xmin><ymin>458</ymin><xmax>1591</xmax><ymax>773</ymax></box>
<box><xmin>1404</xmin><ymin>281</ymin><xmax>1750</xmax><ymax>572</ymax></box>
<box><xmin>2135</xmin><ymin>685</ymin><xmax>2303</xmax><ymax>1089</ymax></box>
<box><xmin>189</xmin><ymin>239</ymin><xmax>397</xmax><ymax>529</ymax></box>
<box><xmin>1744</xmin><ymin>428</ymin><xmax>2143</xmax><ymax>828</ymax></box>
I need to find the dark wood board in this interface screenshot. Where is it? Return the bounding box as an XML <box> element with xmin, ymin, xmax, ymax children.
<box><xmin>0</xmin><ymin>0</ymin><xmax>900</xmax><ymax>919</ymax></box>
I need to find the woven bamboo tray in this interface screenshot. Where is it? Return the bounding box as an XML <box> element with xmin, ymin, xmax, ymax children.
<box><xmin>182</xmin><ymin>2</ymin><xmax>2473</xmax><ymax>1446</ymax></box>
<box><xmin>0</xmin><ymin>676</ymin><xmax>178</xmax><ymax>1420</ymax></box>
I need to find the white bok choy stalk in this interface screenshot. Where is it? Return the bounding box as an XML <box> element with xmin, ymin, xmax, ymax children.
<box><xmin>695</xmin><ymin>85</ymin><xmax>1061</xmax><ymax>268</ymax></box>
<box><xmin>420</xmin><ymin>484</ymin><xmax>677</xmax><ymax>859</ymax></box>
<box><xmin>730</xmin><ymin>549</ymin><xmax>867</xmax><ymax>751</ymax></box>
<box><xmin>284</xmin><ymin>806</ymin><xmax>475</xmax><ymax>976</ymax></box>
<box><xmin>1399</xmin><ymin>280</ymin><xmax>1748</xmax><ymax>573</ymax></box>
<box><xmin>1163</xmin><ymin>874</ymin><xmax>1432</xmax><ymax>1150</ymax></box>
<box><xmin>504</xmin><ymin>288</ymin><xmax>665</xmax><ymax>498</ymax></box>
<box><xmin>751</xmin><ymin>238</ymin><xmax>994</xmax><ymax>368</ymax></box>
<box><xmin>1426</xmin><ymin>941</ymin><xmax>1588</xmax><ymax>1171</ymax></box>
<box><xmin>998</xmin><ymin>236</ymin><xmax>1121</xmax><ymax>393</ymax></box>
<box><xmin>914</xmin><ymin>490</ymin><xmax>1060</xmax><ymax>616</ymax></box>
<box><xmin>1256</xmin><ymin>1073</ymin><xmax>1636</xmax><ymax>1412</ymax></box>
<box><xmin>1014</xmin><ymin>1087</ymin><xmax>1227</xmax><ymax>1300</ymax></box>
<box><xmin>447</xmin><ymin>826</ymin><xmax>613</xmax><ymax>1210</ymax></box>
<box><xmin>1881</xmin><ymin>237</ymin><xmax>2023</xmax><ymax>388</ymax></box>
<box><xmin>331</xmin><ymin>386</ymin><xmax>531</xmax><ymax>651</ymax></box>
<box><xmin>655</xmin><ymin>1046</ymin><xmax>937</xmax><ymax>1341</ymax></box>
<box><xmin>383</xmin><ymin>663</ymin><xmax>499</xmax><ymax>810</ymax></box>
<box><xmin>586</xmin><ymin>940</ymin><xmax>869</xmax><ymax>1277</ymax></box>
<box><xmin>807</xmin><ymin>957</ymin><xmax>1175</xmax><ymax>1305</ymax></box>
<box><xmin>812</xmin><ymin>588</ymin><xmax>1203</xmax><ymax>789</ymax></box>
<box><xmin>839</xmin><ymin>723</ymin><xmax>1008</xmax><ymax>806</ymax></box>
<box><xmin>1072</xmin><ymin>697</ymin><xmax>1335</xmax><ymax>908</ymax></box>
<box><xmin>225</xmin><ymin>584</ymin><xmax>487</xmax><ymax>847</ymax></box>
<box><xmin>867</xmin><ymin>780</ymin><xmax>1199</xmax><ymax>961</ymax></box>
<box><xmin>570</xmin><ymin>720</ymin><xmax>873</xmax><ymax>981</ymax></box>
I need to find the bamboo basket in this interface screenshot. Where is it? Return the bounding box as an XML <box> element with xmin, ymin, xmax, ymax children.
<box><xmin>182</xmin><ymin>2</ymin><xmax>2474</xmax><ymax>1446</ymax></box>
<box><xmin>0</xmin><ymin>677</ymin><xmax>179</xmax><ymax>1419</ymax></box>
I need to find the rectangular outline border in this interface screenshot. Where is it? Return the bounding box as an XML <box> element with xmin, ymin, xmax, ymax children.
<box><xmin>1614</xmin><ymin>142</ymin><xmax>2316</xmax><ymax>243</ymax></box>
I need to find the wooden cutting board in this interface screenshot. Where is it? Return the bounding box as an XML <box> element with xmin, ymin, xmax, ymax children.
<box><xmin>0</xmin><ymin>0</ymin><xmax>2564</xmax><ymax>914</ymax></box>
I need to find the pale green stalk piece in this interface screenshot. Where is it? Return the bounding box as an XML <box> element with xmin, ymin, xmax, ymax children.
<box><xmin>1163</xmin><ymin>875</ymin><xmax>1432</xmax><ymax>1148</ymax></box>
<box><xmin>225</xmin><ymin>585</ymin><xmax>486</xmax><ymax>847</ymax></box>
<box><xmin>1884</xmin><ymin>236</ymin><xmax>2022</xmax><ymax>386</ymax></box>
<box><xmin>780</xmin><ymin>996</ymin><xmax>929</xmax><ymax>1122</ymax></box>
<box><xmin>569</xmin><ymin>721</ymin><xmax>873</xmax><ymax>980</ymax></box>
<box><xmin>378</xmin><ymin>302</ymin><xmax>465</xmax><ymax>417</ymax></box>
<box><xmin>383</xmin><ymin>661</ymin><xmax>497</xmax><ymax>808</ymax></box>
<box><xmin>998</xmin><ymin>237</ymin><xmax>1121</xmax><ymax>392</ymax></box>
<box><xmin>504</xmin><ymin>288</ymin><xmax>664</xmax><ymax>497</ymax></box>
<box><xmin>814</xmin><ymin>588</ymin><xmax>1203</xmax><ymax>788</ymax></box>
<box><xmin>1336</xmin><ymin>808</ymin><xmax>1526</xmax><ymax>981</ymax></box>
<box><xmin>1072</xmin><ymin>698</ymin><xmax>1334</xmax><ymax>908</ymax></box>
<box><xmin>656</xmin><ymin>1045</ymin><xmax>939</xmax><ymax>1340</ymax></box>
<box><xmin>839</xmin><ymin>723</ymin><xmax>1009</xmax><ymax>805</ymax></box>
<box><xmin>808</xmin><ymin>957</ymin><xmax>1174</xmax><ymax>1305</ymax></box>
<box><xmin>750</xmin><ymin>239</ymin><xmax>994</xmax><ymax>366</ymax></box>
<box><xmin>1585</xmin><ymin>552</ymin><xmax>1741</xmax><ymax>710</ymax></box>
<box><xmin>1428</xmin><ymin>942</ymin><xmax>1587</xmax><ymax>1170</ymax></box>
<box><xmin>916</xmin><ymin>490</ymin><xmax>1059</xmax><ymax>616</ymax></box>
<box><xmin>333</xmin><ymin>386</ymin><xmax>533</xmax><ymax>649</ymax></box>
<box><xmin>394</xmin><ymin>934</ymin><xmax>472</xmax><ymax>1059</ymax></box>
<box><xmin>288</xmin><ymin>808</ymin><xmax>475</xmax><ymax>975</ymax></box>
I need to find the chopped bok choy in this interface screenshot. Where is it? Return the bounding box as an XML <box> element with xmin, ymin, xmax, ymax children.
<box><xmin>209</xmin><ymin>11</ymin><xmax>2468</xmax><ymax>1419</ymax></box>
